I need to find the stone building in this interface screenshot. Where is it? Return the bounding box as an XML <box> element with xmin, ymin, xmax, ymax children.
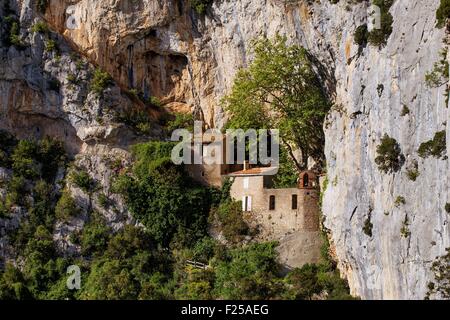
<box><xmin>229</xmin><ymin>168</ymin><xmax>320</xmax><ymax>234</ymax></box>
<box><xmin>184</xmin><ymin>134</ymin><xmax>323</xmax><ymax>270</ymax></box>
<box><xmin>226</xmin><ymin>167</ymin><xmax>323</xmax><ymax>270</ymax></box>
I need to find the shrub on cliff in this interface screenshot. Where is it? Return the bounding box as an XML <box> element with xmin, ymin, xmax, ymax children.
<box><xmin>367</xmin><ymin>0</ymin><xmax>394</xmax><ymax>47</ymax></box>
<box><xmin>112</xmin><ymin>141</ymin><xmax>212</xmax><ymax>247</ymax></box>
<box><xmin>354</xmin><ymin>24</ymin><xmax>368</xmax><ymax>46</ymax></box>
<box><xmin>418</xmin><ymin>131</ymin><xmax>447</xmax><ymax>159</ymax></box>
<box><xmin>191</xmin><ymin>0</ymin><xmax>213</xmax><ymax>14</ymax></box>
<box><xmin>436</xmin><ymin>0</ymin><xmax>450</xmax><ymax>28</ymax></box>
<box><xmin>37</xmin><ymin>0</ymin><xmax>48</xmax><ymax>13</ymax></box>
<box><xmin>375</xmin><ymin>134</ymin><xmax>405</xmax><ymax>173</ymax></box>
<box><xmin>55</xmin><ymin>191</ymin><xmax>79</xmax><ymax>221</ymax></box>
<box><xmin>90</xmin><ymin>68</ymin><xmax>113</xmax><ymax>95</ymax></box>
<box><xmin>223</xmin><ymin>35</ymin><xmax>330</xmax><ymax>171</ymax></box>
<box><xmin>31</xmin><ymin>21</ymin><xmax>49</xmax><ymax>34</ymax></box>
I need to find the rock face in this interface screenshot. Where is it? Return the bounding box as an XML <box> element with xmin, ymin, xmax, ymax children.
<box><xmin>1</xmin><ymin>0</ymin><xmax>449</xmax><ymax>299</ymax></box>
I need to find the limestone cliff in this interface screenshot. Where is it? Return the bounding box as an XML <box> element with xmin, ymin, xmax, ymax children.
<box><xmin>1</xmin><ymin>0</ymin><xmax>448</xmax><ymax>299</ymax></box>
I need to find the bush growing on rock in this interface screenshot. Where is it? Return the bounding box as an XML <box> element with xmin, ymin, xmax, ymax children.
<box><xmin>90</xmin><ymin>68</ymin><xmax>113</xmax><ymax>95</ymax></box>
<box><xmin>191</xmin><ymin>0</ymin><xmax>213</xmax><ymax>14</ymax></box>
<box><xmin>354</xmin><ymin>24</ymin><xmax>368</xmax><ymax>46</ymax></box>
<box><xmin>436</xmin><ymin>0</ymin><xmax>450</xmax><ymax>28</ymax></box>
<box><xmin>425</xmin><ymin>50</ymin><xmax>449</xmax><ymax>88</ymax></box>
<box><xmin>445</xmin><ymin>203</ymin><xmax>450</xmax><ymax>214</ymax></box>
<box><xmin>69</xmin><ymin>169</ymin><xmax>97</xmax><ymax>193</ymax></box>
<box><xmin>55</xmin><ymin>191</ymin><xmax>79</xmax><ymax>221</ymax></box>
<box><xmin>418</xmin><ymin>131</ymin><xmax>447</xmax><ymax>159</ymax></box>
<box><xmin>367</xmin><ymin>0</ymin><xmax>394</xmax><ymax>47</ymax></box>
<box><xmin>37</xmin><ymin>0</ymin><xmax>48</xmax><ymax>13</ymax></box>
<box><xmin>375</xmin><ymin>134</ymin><xmax>405</xmax><ymax>173</ymax></box>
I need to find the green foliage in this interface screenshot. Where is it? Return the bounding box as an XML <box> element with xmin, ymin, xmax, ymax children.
<box><xmin>192</xmin><ymin>237</ymin><xmax>217</xmax><ymax>263</ymax></box>
<box><xmin>5</xmin><ymin>175</ymin><xmax>27</xmax><ymax>207</ymax></box>
<box><xmin>80</xmin><ymin>214</ymin><xmax>111</xmax><ymax>256</ymax></box>
<box><xmin>67</xmin><ymin>73</ymin><xmax>78</xmax><ymax>84</ymax></box>
<box><xmin>1</xmin><ymin>15</ymin><xmax>23</xmax><ymax>47</ymax></box>
<box><xmin>69</xmin><ymin>169</ymin><xmax>97</xmax><ymax>193</ymax></box>
<box><xmin>223</xmin><ymin>35</ymin><xmax>330</xmax><ymax>170</ymax></box>
<box><xmin>0</xmin><ymin>264</ymin><xmax>32</xmax><ymax>299</ymax></box>
<box><xmin>37</xmin><ymin>0</ymin><xmax>48</xmax><ymax>13</ymax></box>
<box><xmin>91</xmin><ymin>68</ymin><xmax>113</xmax><ymax>95</ymax></box>
<box><xmin>8</xmin><ymin>137</ymin><xmax>65</xmax><ymax>182</ymax></box>
<box><xmin>272</xmin><ymin>146</ymin><xmax>299</xmax><ymax>188</ymax></box>
<box><xmin>375</xmin><ymin>134</ymin><xmax>405</xmax><ymax>173</ymax></box>
<box><xmin>213</xmin><ymin>242</ymin><xmax>283</xmax><ymax>299</ymax></box>
<box><xmin>445</xmin><ymin>203</ymin><xmax>450</xmax><ymax>214</ymax></box>
<box><xmin>175</xmin><ymin>267</ymin><xmax>215</xmax><ymax>300</ymax></box>
<box><xmin>166</xmin><ymin>112</ymin><xmax>194</xmax><ymax>133</ymax></box>
<box><xmin>0</xmin><ymin>133</ymin><xmax>353</xmax><ymax>301</ymax></box>
<box><xmin>436</xmin><ymin>0</ymin><xmax>450</xmax><ymax>28</ymax></box>
<box><xmin>211</xmin><ymin>200</ymin><xmax>249</xmax><ymax>244</ymax></box>
<box><xmin>367</xmin><ymin>0</ymin><xmax>395</xmax><ymax>47</ymax></box>
<box><xmin>354</xmin><ymin>24</ymin><xmax>368</xmax><ymax>46</ymax></box>
<box><xmin>31</xmin><ymin>21</ymin><xmax>49</xmax><ymax>33</ymax></box>
<box><xmin>116</xmin><ymin>109</ymin><xmax>153</xmax><ymax>135</ymax></box>
<box><xmin>55</xmin><ymin>191</ymin><xmax>79</xmax><ymax>221</ymax></box>
<box><xmin>113</xmin><ymin>141</ymin><xmax>211</xmax><ymax>247</ymax></box>
<box><xmin>406</xmin><ymin>166</ymin><xmax>420</xmax><ymax>181</ymax></box>
<box><xmin>79</xmin><ymin>225</ymin><xmax>170</xmax><ymax>299</ymax></box>
<box><xmin>362</xmin><ymin>214</ymin><xmax>373</xmax><ymax>237</ymax></box>
<box><xmin>1</xmin><ymin>14</ymin><xmax>24</xmax><ymax>48</ymax></box>
<box><xmin>426</xmin><ymin>248</ymin><xmax>450</xmax><ymax>299</ymax></box>
<box><xmin>284</xmin><ymin>264</ymin><xmax>322</xmax><ymax>299</ymax></box>
<box><xmin>9</xmin><ymin>20</ymin><xmax>23</xmax><ymax>47</ymax></box>
<box><xmin>21</xmin><ymin>226</ymin><xmax>66</xmax><ymax>297</ymax></box>
<box><xmin>44</xmin><ymin>39</ymin><xmax>58</xmax><ymax>52</ymax></box>
<box><xmin>400</xmin><ymin>215</ymin><xmax>411</xmax><ymax>238</ymax></box>
<box><xmin>191</xmin><ymin>0</ymin><xmax>213</xmax><ymax>14</ymax></box>
<box><xmin>97</xmin><ymin>193</ymin><xmax>109</xmax><ymax>208</ymax></box>
<box><xmin>400</xmin><ymin>105</ymin><xmax>410</xmax><ymax>116</ymax></box>
<box><xmin>418</xmin><ymin>131</ymin><xmax>447</xmax><ymax>159</ymax></box>
<box><xmin>148</xmin><ymin>96</ymin><xmax>162</xmax><ymax>108</ymax></box>
<box><xmin>394</xmin><ymin>195</ymin><xmax>406</xmax><ymax>207</ymax></box>
<box><xmin>11</xmin><ymin>140</ymin><xmax>39</xmax><ymax>179</ymax></box>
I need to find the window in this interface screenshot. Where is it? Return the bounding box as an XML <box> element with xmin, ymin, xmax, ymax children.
<box><xmin>292</xmin><ymin>194</ymin><xmax>298</xmax><ymax>210</ymax></box>
<box><xmin>242</xmin><ymin>196</ymin><xmax>252</xmax><ymax>211</ymax></box>
<box><xmin>243</xmin><ymin>177</ymin><xmax>249</xmax><ymax>189</ymax></box>
<box><xmin>303</xmin><ymin>174</ymin><xmax>309</xmax><ymax>187</ymax></box>
<box><xmin>269</xmin><ymin>195</ymin><xmax>276</xmax><ymax>210</ymax></box>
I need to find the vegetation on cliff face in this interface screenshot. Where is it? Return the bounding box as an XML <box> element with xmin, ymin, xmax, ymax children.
<box><xmin>417</xmin><ymin>131</ymin><xmax>447</xmax><ymax>159</ymax></box>
<box><xmin>426</xmin><ymin>248</ymin><xmax>450</xmax><ymax>299</ymax></box>
<box><xmin>436</xmin><ymin>0</ymin><xmax>450</xmax><ymax>28</ymax></box>
<box><xmin>0</xmin><ymin>132</ymin><xmax>351</xmax><ymax>300</ymax></box>
<box><xmin>191</xmin><ymin>0</ymin><xmax>214</xmax><ymax>15</ymax></box>
<box><xmin>367</xmin><ymin>0</ymin><xmax>395</xmax><ymax>47</ymax></box>
<box><xmin>374</xmin><ymin>134</ymin><xmax>405</xmax><ymax>174</ymax></box>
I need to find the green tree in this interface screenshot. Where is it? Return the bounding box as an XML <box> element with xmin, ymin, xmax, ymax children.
<box><xmin>0</xmin><ymin>264</ymin><xmax>31</xmax><ymax>300</ymax></box>
<box><xmin>222</xmin><ymin>35</ymin><xmax>330</xmax><ymax>171</ymax></box>
<box><xmin>284</xmin><ymin>264</ymin><xmax>325</xmax><ymax>300</ymax></box>
<box><xmin>214</xmin><ymin>242</ymin><xmax>283</xmax><ymax>299</ymax></box>
<box><xmin>80</xmin><ymin>259</ymin><xmax>139</xmax><ymax>300</ymax></box>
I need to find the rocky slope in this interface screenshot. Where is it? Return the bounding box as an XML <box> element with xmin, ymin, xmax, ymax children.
<box><xmin>1</xmin><ymin>0</ymin><xmax>448</xmax><ymax>299</ymax></box>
